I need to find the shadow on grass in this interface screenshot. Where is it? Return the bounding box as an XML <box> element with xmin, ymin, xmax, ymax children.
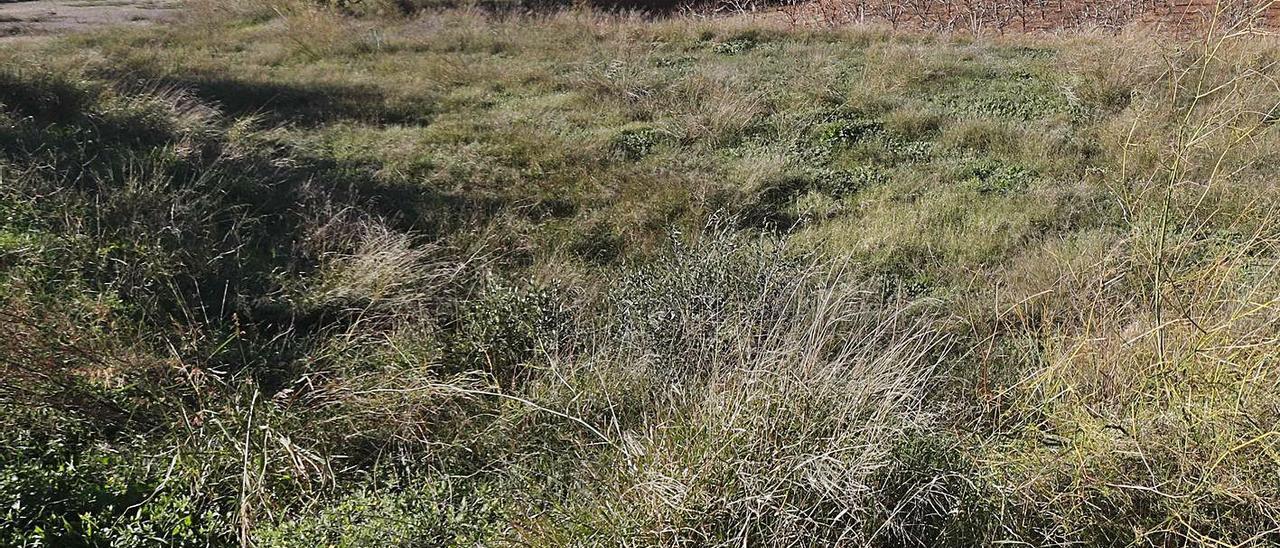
<box><xmin>0</xmin><ymin>71</ymin><xmax>499</xmax><ymax>390</ymax></box>
<box><xmin>157</xmin><ymin>71</ymin><xmax>435</xmax><ymax>127</ymax></box>
<box><xmin>155</xmin><ymin>151</ymin><xmax>508</xmax><ymax>388</ymax></box>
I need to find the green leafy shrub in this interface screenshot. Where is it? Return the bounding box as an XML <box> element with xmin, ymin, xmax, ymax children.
<box><xmin>956</xmin><ymin>158</ymin><xmax>1037</xmax><ymax>194</ymax></box>
<box><xmin>797</xmin><ymin>112</ymin><xmax>884</xmax><ymax>162</ymax></box>
<box><xmin>610</xmin><ymin>124</ymin><xmax>667</xmax><ymax>160</ymax></box>
<box><xmin>812</xmin><ymin>165</ymin><xmax>888</xmax><ymax>198</ymax></box>
<box><xmin>445</xmin><ymin>279</ymin><xmax>566</xmax><ymax>385</ymax></box>
<box><xmin>712</xmin><ymin>37</ymin><xmax>756</xmax><ymax>55</ymax></box>
<box><xmin>710</xmin><ymin>29</ymin><xmax>765</xmax><ymax>55</ymax></box>
<box><xmin>256</xmin><ymin>479</ymin><xmax>504</xmax><ymax>547</ymax></box>
<box><xmin>933</xmin><ymin>70</ymin><xmax>1068</xmax><ymax>121</ymax></box>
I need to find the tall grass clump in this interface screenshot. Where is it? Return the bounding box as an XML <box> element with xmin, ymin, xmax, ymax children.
<box><xmin>501</xmin><ymin>224</ymin><xmax>974</xmax><ymax>546</ymax></box>
<box><xmin>971</xmin><ymin>17</ymin><xmax>1280</xmax><ymax>545</ymax></box>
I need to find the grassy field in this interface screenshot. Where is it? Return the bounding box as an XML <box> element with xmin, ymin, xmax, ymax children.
<box><xmin>2</xmin><ymin>1</ymin><xmax>1279</xmax><ymax>545</ymax></box>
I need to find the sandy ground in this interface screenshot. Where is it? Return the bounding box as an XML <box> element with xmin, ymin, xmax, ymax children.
<box><xmin>0</xmin><ymin>0</ymin><xmax>180</xmax><ymax>41</ymax></box>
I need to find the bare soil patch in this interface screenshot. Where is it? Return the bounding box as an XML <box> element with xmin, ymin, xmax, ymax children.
<box><xmin>0</xmin><ymin>0</ymin><xmax>179</xmax><ymax>40</ymax></box>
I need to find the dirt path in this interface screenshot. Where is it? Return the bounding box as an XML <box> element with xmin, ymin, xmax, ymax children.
<box><xmin>0</xmin><ymin>0</ymin><xmax>180</xmax><ymax>40</ymax></box>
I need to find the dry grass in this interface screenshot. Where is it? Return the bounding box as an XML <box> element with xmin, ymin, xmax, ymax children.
<box><xmin>1</xmin><ymin>4</ymin><xmax>1279</xmax><ymax>546</ymax></box>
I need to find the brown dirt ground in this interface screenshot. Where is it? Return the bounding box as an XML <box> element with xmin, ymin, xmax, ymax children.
<box><xmin>0</xmin><ymin>0</ymin><xmax>179</xmax><ymax>41</ymax></box>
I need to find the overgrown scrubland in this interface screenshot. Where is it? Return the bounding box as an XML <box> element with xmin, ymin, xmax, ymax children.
<box><xmin>1</xmin><ymin>2</ymin><xmax>1278</xmax><ymax>545</ymax></box>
